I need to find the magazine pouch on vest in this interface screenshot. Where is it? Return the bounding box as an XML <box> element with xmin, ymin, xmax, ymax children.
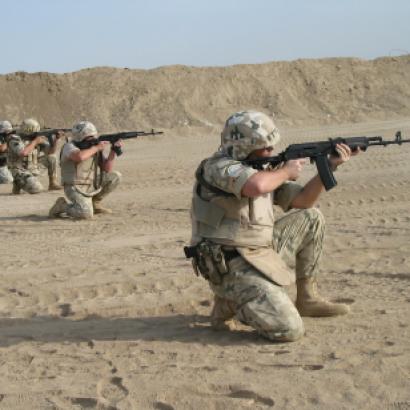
<box><xmin>191</xmin><ymin>241</ymin><xmax>229</xmax><ymax>285</ymax></box>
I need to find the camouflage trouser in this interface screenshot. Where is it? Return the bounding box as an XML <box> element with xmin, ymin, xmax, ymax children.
<box><xmin>210</xmin><ymin>208</ymin><xmax>325</xmax><ymax>342</ymax></box>
<box><xmin>64</xmin><ymin>171</ymin><xmax>122</xmax><ymax>219</ymax></box>
<box><xmin>0</xmin><ymin>165</ymin><xmax>13</xmax><ymax>184</ymax></box>
<box><xmin>11</xmin><ymin>169</ymin><xmax>43</xmax><ymax>194</ymax></box>
<box><xmin>38</xmin><ymin>154</ymin><xmax>58</xmax><ymax>178</ymax></box>
<box><xmin>273</xmin><ymin>207</ymin><xmax>325</xmax><ymax>280</ymax></box>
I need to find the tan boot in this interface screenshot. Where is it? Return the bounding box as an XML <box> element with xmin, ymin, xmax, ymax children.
<box><xmin>12</xmin><ymin>183</ymin><xmax>21</xmax><ymax>195</ymax></box>
<box><xmin>93</xmin><ymin>199</ymin><xmax>112</xmax><ymax>214</ymax></box>
<box><xmin>49</xmin><ymin>197</ymin><xmax>68</xmax><ymax>218</ymax></box>
<box><xmin>48</xmin><ymin>176</ymin><xmax>62</xmax><ymax>191</ymax></box>
<box><xmin>295</xmin><ymin>277</ymin><xmax>350</xmax><ymax>317</ymax></box>
<box><xmin>210</xmin><ymin>295</ymin><xmax>237</xmax><ymax>330</ymax></box>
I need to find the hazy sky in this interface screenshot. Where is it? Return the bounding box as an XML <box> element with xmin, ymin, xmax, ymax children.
<box><xmin>1</xmin><ymin>0</ymin><xmax>409</xmax><ymax>74</ymax></box>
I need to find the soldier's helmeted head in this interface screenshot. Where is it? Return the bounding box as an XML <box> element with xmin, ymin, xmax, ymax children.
<box><xmin>72</xmin><ymin>121</ymin><xmax>98</xmax><ymax>142</ymax></box>
<box><xmin>221</xmin><ymin>111</ymin><xmax>280</xmax><ymax>160</ymax></box>
<box><xmin>0</xmin><ymin>120</ymin><xmax>13</xmax><ymax>134</ymax></box>
<box><xmin>20</xmin><ymin>118</ymin><xmax>41</xmax><ymax>135</ymax></box>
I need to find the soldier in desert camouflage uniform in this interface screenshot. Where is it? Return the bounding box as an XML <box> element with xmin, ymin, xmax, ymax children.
<box><xmin>0</xmin><ymin>120</ymin><xmax>14</xmax><ymax>184</ymax></box>
<box><xmin>8</xmin><ymin>119</ymin><xmax>47</xmax><ymax>194</ymax></box>
<box><xmin>49</xmin><ymin>121</ymin><xmax>122</xmax><ymax>219</ymax></box>
<box><xmin>189</xmin><ymin>110</ymin><xmax>358</xmax><ymax>342</ymax></box>
<box><xmin>8</xmin><ymin>118</ymin><xmax>64</xmax><ymax>194</ymax></box>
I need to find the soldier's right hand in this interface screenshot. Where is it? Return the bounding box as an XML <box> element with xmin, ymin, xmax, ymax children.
<box><xmin>34</xmin><ymin>136</ymin><xmax>48</xmax><ymax>145</ymax></box>
<box><xmin>283</xmin><ymin>159</ymin><xmax>306</xmax><ymax>180</ymax></box>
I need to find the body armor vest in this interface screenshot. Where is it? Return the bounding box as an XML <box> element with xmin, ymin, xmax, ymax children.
<box><xmin>191</xmin><ymin>159</ymin><xmax>294</xmax><ymax>286</ymax></box>
<box><xmin>192</xmin><ymin>161</ymin><xmax>274</xmax><ymax>248</ymax></box>
<box><xmin>7</xmin><ymin>138</ymin><xmax>37</xmax><ymax>172</ymax></box>
<box><xmin>61</xmin><ymin>152</ymin><xmax>98</xmax><ymax>186</ymax></box>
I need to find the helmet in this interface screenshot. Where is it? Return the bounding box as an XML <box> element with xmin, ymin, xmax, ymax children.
<box><xmin>20</xmin><ymin>118</ymin><xmax>41</xmax><ymax>135</ymax></box>
<box><xmin>0</xmin><ymin>120</ymin><xmax>13</xmax><ymax>133</ymax></box>
<box><xmin>71</xmin><ymin>121</ymin><xmax>98</xmax><ymax>142</ymax></box>
<box><xmin>221</xmin><ymin>111</ymin><xmax>280</xmax><ymax>160</ymax></box>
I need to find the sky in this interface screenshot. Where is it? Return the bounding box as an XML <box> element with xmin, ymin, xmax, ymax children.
<box><xmin>1</xmin><ymin>0</ymin><xmax>409</xmax><ymax>74</ymax></box>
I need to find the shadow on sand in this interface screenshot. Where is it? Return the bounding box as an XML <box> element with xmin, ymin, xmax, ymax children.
<box><xmin>0</xmin><ymin>313</ymin><xmax>272</xmax><ymax>348</ymax></box>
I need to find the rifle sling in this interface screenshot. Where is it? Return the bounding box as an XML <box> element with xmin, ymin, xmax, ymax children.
<box><xmin>195</xmin><ymin>159</ymin><xmax>234</xmax><ymax>198</ymax></box>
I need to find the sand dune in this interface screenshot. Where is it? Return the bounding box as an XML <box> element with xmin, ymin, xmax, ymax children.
<box><xmin>0</xmin><ymin>56</ymin><xmax>410</xmax><ymax>131</ymax></box>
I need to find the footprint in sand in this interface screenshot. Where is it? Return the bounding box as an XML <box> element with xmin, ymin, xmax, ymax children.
<box><xmin>96</xmin><ymin>376</ymin><xmax>129</xmax><ymax>408</ymax></box>
<box><xmin>227</xmin><ymin>388</ymin><xmax>275</xmax><ymax>407</ymax></box>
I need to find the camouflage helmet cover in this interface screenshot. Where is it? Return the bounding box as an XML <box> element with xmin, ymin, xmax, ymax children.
<box><xmin>0</xmin><ymin>120</ymin><xmax>13</xmax><ymax>133</ymax></box>
<box><xmin>72</xmin><ymin>121</ymin><xmax>98</xmax><ymax>142</ymax></box>
<box><xmin>20</xmin><ymin>118</ymin><xmax>41</xmax><ymax>135</ymax></box>
<box><xmin>221</xmin><ymin>111</ymin><xmax>280</xmax><ymax>160</ymax></box>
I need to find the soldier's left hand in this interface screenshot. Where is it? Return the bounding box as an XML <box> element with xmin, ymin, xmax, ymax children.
<box><xmin>113</xmin><ymin>139</ymin><xmax>123</xmax><ymax>148</ymax></box>
<box><xmin>55</xmin><ymin>130</ymin><xmax>65</xmax><ymax>139</ymax></box>
<box><xmin>329</xmin><ymin>143</ymin><xmax>360</xmax><ymax>170</ymax></box>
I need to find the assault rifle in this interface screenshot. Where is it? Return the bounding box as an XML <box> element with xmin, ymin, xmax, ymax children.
<box><xmin>73</xmin><ymin>129</ymin><xmax>164</xmax><ymax>156</ymax></box>
<box><xmin>244</xmin><ymin>131</ymin><xmax>410</xmax><ymax>191</ymax></box>
<box><xmin>22</xmin><ymin>128</ymin><xmax>72</xmax><ymax>147</ymax></box>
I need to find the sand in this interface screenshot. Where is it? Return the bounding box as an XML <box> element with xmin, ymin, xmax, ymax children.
<box><xmin>0</xmin><ymin>58</ymin><xmax>409</xmax><ymax>409</ymax></box>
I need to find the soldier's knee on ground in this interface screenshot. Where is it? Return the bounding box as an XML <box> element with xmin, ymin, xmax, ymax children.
<box><xmin>257</xmin><ymin>312</ymin><xmax>304</xmax><ymax>342</ymax></box>
<box><xmin>69</xmin><ymin>208</ymin><xmax>94</xmax><ymax>220</ymax></box>
<box><xmin>273</xmin><ymin>319</ymin><xmax>305</xmax><ymax>342</ymax></box>
<box><xmin>78</xmin><ymin>212</ymin><xmax>93</xmax><ymax>220</ymax></box>
<box><xmin>24</xmin><ymin>177</ymin><xmax>43</xmax><ymax>194</ymax></box>
<box><xmin>237</xmin><ymin>297</ymin><xmax>304</xmax><ymax>343</ymax></box>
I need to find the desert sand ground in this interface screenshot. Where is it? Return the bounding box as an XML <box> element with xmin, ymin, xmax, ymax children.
<box><xmin>0</xmin><ymin>119</ymin><xmax>409</xmax><ymax>409</ymax></box>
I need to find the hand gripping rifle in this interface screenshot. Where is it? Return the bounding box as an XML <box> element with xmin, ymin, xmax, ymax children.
<box><xmin>73</xmin><ymin>129</ymin><xmax>164</xmax><ymax>156</ymax></box>
<box><xmin>243</xmin><ymin>131</ymin><xmax>410</xmax><ymax>191</ymax></box>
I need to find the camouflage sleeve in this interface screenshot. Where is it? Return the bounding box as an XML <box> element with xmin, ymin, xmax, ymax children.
<box><xmin>203</xmin><ymin>155</ymin><xmax>258</xmax><ymax>199</ymax></box>
<box><xmin>274</xmin><ymin>181</ymin><xmax>304</xmax><ymax>212</ymax></box>
<box><xmin>8</xmin><ymin>137</ymin><xmax>25</xmax><ymax>156</ymax></box>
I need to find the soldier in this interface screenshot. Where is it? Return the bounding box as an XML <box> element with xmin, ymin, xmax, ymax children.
<box><xmin>49</xmin><ymin>121</ymin><xmax>122</xmax><ymax>219</ymax></box>
<box><xmin>8</xmin><ymin>119</ymin><xmax>47</xmax><ymax>194</ymax></box>
<box><xmin>189</xmin><ymin>111</ymin><xmax>359</xmax><ymax>342</ymax></box>
<box><xmin>0</xmin><ymin>120</ymin><xmax>14</xmax><ymax>184</ymax></box>
<box><xmin>8</xmin><ymin>118</ymin><xmax>64</xmax><ymax>194</ymax></box>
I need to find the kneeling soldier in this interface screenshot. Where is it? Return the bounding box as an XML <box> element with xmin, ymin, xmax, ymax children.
<box><xmin>8</xmin><ymin>119</ymin><xmax>47</xmax><ymax>194</ymax></box>
<box><xmin>188</xmin><ymin>111</ymin><xmax>358</xmax><ymax>342</ymax></box>
<box><xmin>49</xmin><ymin>121</ymin><xmax>122</xmax><ymax>219</ymax></box>
<box><xmin>0</xmin><ymin>120</ymin><xmax>14</xmax><ymax>184</ymax></box>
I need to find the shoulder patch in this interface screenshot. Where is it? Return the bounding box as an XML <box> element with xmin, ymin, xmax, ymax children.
<box><xmin>226</xmin><ymin>163</ymin><xmax>244</xmax><ymax>178</ymax></box>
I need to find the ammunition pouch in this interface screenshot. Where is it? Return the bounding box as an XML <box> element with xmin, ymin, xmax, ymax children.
<box><xmin>184</xmin><ymin>241</ymin><xmax>237</xmax><ymax>285</ymax></box>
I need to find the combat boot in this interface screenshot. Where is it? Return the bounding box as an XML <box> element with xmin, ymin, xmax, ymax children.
<box><xmin>48</xmin><ymin>176</ymin><xmax>62</xmax><ymax>191</ymax></box>
<box><xmin>49</xmin><ymin>197</ymin><xmax>68</xmax><ymax>218</ymax></box>
<box><xmin>93</xmin><ymin>199</ymin><xmax>112</xmax><ymax>214</ymax></box>
<box><xmin>210</xmin><ymin>295</ymin><xmax>237</xmax><ymax>330</ymax></box>
<box><xmin>12</xmin><ymin>183</ymin><xmax>21</xmax><ymax>195</ymax></box>
<box><xmin>295</xmin><ymin>277</ymin><xmax>350</xmax><ymax>317</ymax></box>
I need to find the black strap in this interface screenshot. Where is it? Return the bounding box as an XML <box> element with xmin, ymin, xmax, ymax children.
<box><xmin>195</xmin><ymin>159</ymin><xmax>234</xmax><ymax>198</ymax></box>
<box><xmin>184</xmin><ymin>246</ymin><xmax>197</xmax><ymax>259</ymax></box>
<box><xmin>222</xmin><ymin>249</ymin><xmax>240</xmax><ymax>262</ymax></box>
